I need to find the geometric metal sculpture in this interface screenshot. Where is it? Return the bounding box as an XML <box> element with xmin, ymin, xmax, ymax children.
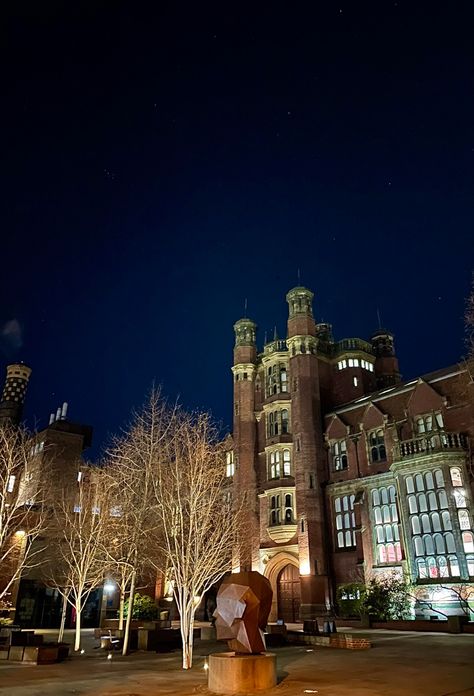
<box><xmin>213</xmin><ymin>571</ymin><xmax>273</xmax><ymax>654</ymax></box>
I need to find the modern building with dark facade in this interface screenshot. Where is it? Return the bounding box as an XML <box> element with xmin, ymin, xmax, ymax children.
<box><xmin>230</xmin><ymin>286</ymin><xmax>474</xmax><ymax>622</ymax></box>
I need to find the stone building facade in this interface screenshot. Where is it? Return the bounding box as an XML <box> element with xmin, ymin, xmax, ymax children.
<box><xmin>230</xmin><ymin>286</ymin><xmax>474</xmax><ymax>621</ymax></box>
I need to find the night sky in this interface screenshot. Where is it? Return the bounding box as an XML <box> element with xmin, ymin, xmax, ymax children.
<box><xmin>1</xmin><ymin>2</ymin><xmax>473</xmax><ymax>459</ymax></box>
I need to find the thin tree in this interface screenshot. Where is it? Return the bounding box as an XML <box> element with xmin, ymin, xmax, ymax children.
<box><xmin>101</xmin><ymin>455</ymin><xmax>159</xmax><ymax>652</ymax></box>
<box><xmin>147</xmin><ymin>402</ymin><xmax>245</xmax><ymax>669</ymax></box>
<box><xmin>100</xmin><ymin>390</ymin><xmax>171</xmax><ymax>654</ymax></box>
<box><xmin>47</xmin><ymin>467</ymin><xmax>110</xmax><ymax>652</ymax></box>
<box><xmin>0</xmin><ymin>423</ymin><xmax>47</xmax><ymax>606</ymax></box>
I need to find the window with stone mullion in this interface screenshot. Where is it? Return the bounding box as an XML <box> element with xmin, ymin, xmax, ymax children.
<box><xmin>334</xmin><ymin>495</ymin><xmax>356</xmax><ymax>549</ymax></box>
<box><xmin>371</xmin><ymin>485</ymin><xmax>402</xmax><ymax>563</ymax></box>
<box><xmin>404</xmin><ymin>468</ymin><xmax>467</xmax><ymax>579</ymax></box>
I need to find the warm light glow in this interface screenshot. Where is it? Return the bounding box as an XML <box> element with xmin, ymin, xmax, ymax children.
<box><xmin>103</xmin><ymin>583</ymin><xmax>116</xmax><ymax>593</ymax></box>
<box><xmin>107</xmin><ymin>653</ymin><xmax>113</xmax><ymax>660</ymax></box>
<box><xmin>15</xmin><ymin>530</ymin><xmax>26</xmax><ymax>537</ymax></box>
<box><xmin>203</xmin><ymin>661</ymin><xmax>209</xmax><ymax>671</ymax></box>
<box><xmin>299</xmin><ymin>560</ymin><xmax>311</xmax><ymax>576</ymax></box>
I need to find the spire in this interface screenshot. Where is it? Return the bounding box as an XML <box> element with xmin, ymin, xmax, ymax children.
<box><xmin>376</xmin><ymin>307</ymin><xmax>382</xmax><ymax>330</ymax></box>
<box><xmin>273</xmin><ymin>325</ymin><xmax>278</xmax><ymax>341</ymax></box>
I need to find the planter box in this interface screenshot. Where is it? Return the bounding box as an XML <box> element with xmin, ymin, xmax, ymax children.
<box><xmin>57</xmin><ymin>643</ymin><xmax>70</xmax><ymax>661</ymax></box>
<box><xmin>8</xmin><ymin>646</ymin><xmax>24</xmax><ymax>661</ymax></box>
<box><xmin>23</xmin><ymin>645</ymin><xmax>59</xmax><ymax>664</ymax></box>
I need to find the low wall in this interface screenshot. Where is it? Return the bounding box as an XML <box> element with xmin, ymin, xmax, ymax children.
<box><xmin>288</xmin><ymin>632</ymin><xmax>371</xmax><ymax>650</ymax></box>
<box><xmin>336</xmin><ymin>618</ymin><xmax>473</xmax><ymax>634</ymax></box>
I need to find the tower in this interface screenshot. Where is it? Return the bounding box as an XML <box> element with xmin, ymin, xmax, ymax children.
<box><xmin>232</xmin><ymin>318</ymin><xmax>259</xmax><ymax>572</ymax></box>
<box><xmin>0</xmin><ymin>362</ymin><xmax>32</xmax><ymax>427</ymax></box>
<box><xmin>371</xmin><ymin>329</ymin><xmax>401</xmax><ymax>388</ymax></box>
<box><xmin>286</xmin><ymin>287</ymin><xmax>330</xmax><ymax>616</ymax></box>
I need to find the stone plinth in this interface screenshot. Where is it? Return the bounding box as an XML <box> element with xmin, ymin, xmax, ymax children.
<box><xmin>208</xmin><ymin>652</ymin><xmax>277</xmax><ymax>694</ymax></box>
<box><xmin>201</xmin><ymin>625</ymin><xmax>217</xmax><ymax>641</ymax></box>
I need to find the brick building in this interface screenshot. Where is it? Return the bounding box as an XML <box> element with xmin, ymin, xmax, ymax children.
<box><xmin>230</xmin><ymin>286</ymin><xmax>474</xmax><ymax>621</ymax></box>
<box><xmin>0</xmin><ymin>363</ymin><xmax>100</xmax><ymax>627</ymax></box>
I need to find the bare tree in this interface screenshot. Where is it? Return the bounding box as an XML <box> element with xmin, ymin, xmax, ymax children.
<box><xmin>146</xmin><ymin>402</ymin><xmax>245</xmax><ymax>669</ymax></box>
<box><xmin>47</xmin><ymin>467</ymin><xmax>110</xmax><ymax>651</ymax></box>
<box><xmin>100</xmin><ymin>391</ymin><xmax>170</xmax><ymax>654</ymax></box>
<box><xmin>0</xmin><ymin>423</ymin><xmax>47</xmax><ymax>607</ymax></box>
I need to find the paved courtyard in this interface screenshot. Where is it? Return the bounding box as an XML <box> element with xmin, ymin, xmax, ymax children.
<box><xmin>0</xmin><ymin>628</ymin><xmax>473</xmax><ymax>696</ymax></box>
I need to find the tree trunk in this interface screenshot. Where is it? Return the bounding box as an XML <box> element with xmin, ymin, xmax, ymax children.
<box><xmin>118</xmin><ymin>587</ymin><xmax>125</xmax><ymax>631</ymax></box>
<box><xmin>179</xmin><ymin>593</ymin><xmax>195</xmax><ymax>669</ymax></box>
<box><xmin>122</xmin><ymin>570</ymin><xmax>136</xmax><ymax>656</ymax></box>
<box><xmin>74</xmin><ymin>601</ymin><xmax>81</xmax><ymax>652</ymax></box>
<box><xmin>58</xmin><ymin>591</ymin><xmax>68</xmax><ymax>643</ymax></box>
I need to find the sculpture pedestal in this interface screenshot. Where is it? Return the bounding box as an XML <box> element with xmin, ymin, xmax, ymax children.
<box><xmin>208</xmin><ymin>652</ymin><xmax>277</xmax><ymax>694</ymax></box>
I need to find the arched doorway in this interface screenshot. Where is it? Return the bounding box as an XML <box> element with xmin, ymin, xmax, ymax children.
<box><xmin>277</xmin><ymin>563</ymin><xmax>301</xmax><ymax>623</ymax></box>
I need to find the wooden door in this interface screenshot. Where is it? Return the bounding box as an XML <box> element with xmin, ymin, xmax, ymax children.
<box><xmin>277</xmin><ymin>564</ymin><xmax>301</xmax><ymax>623</ymax></box>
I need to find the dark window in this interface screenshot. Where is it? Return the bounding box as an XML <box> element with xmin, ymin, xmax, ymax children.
<box><xmin>369</xmin><ymin>430</ymin><xmax>386</xmax><ymax>462</ymax></box>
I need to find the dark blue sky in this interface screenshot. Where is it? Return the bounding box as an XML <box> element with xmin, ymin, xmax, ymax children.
<box><xmin>1</xmin><ymin>1</ymin><xmax>473</xmax><ymax>458</ymax></box>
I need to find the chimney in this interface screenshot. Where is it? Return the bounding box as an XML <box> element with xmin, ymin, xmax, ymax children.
<box><xmin>61</xmin><ymin>402</ymin><xmax>68</xmax><ymax>420</ymax></box>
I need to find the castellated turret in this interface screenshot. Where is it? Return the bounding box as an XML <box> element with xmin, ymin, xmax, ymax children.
<box><xmin>0</xmin><ymin>362</ymin><xmax>32</xmax><ymax>426</ymax></box>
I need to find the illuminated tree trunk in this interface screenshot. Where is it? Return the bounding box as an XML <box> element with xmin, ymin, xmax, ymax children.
<box><xmin>118</xmin><ymin>588</ymin><xmax>125</xmax><ymax>631</ymax></box>
<box><xmin>58</xmin><ymin>591</ymin><xmax>68</xmax><ymax>644</ymax></box>
<box><xmin>178</xmin><ymin>590</ymin><xmax>195</xmax><ymax>670</ymax></box>
<box><xmin>74</xmin><ymin>599</ymin><xmax>82</xmax><ymax>652</ymax></box>
<box><xmin>122</xmin><ymin>570</ymin><xmax>136</xmax><ymax>656</ymax></box>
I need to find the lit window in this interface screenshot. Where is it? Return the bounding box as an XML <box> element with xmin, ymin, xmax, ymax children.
<box><xmin>281</xmin><ymin>409</ymin><xmax>289</xmax><ymax>434</ymax></box>
<box><xmin>73</xmin><ymin>504</ymin><xmax>81</xmax><ymax>513</ymax></box>
<box><xmin>348</xmin><ymin>358</ymin><xmax>354</xmax><ymax>367</ymax></box>
<box><xmin>331</xmin><ymin>440</ymin><xmax>348</xmax><ymax>471</ymax></box>
<box><xmin>458</xmin><ymin>509</ymin><xmax>471</xmax><ymax>530</ymax></box>
<box><xmin>269</xmin><ymin>451</ymin><xmax>281</xmax><ymax>479</ymax></box>
<box><xmin>454</xmin><ymin>490</ymin><xmax>467</xmax><ymax>508</ymax></box>
<box><xmin>462</xmin><ymin>532</ymin><xmax>474</xmax><ymax>553</ymax></box>
<box><xmin>354</xmin><ymin>358</ymin><xmax>359</xmax><ymax>367</ymax></box>
<box><xmin>372</xmin><ymin>485</ymin><xmax>401</xmax><ymax>563</ymax></box>
<box><xmin>450</xmin><ymin>467</ymin><xmax>463</xmax><ymax>487</ymax></box>
<box><xmin>7</xmin><ymin>475</ymin><xmax>16</xmax><ymax>493</ymax></box>
<box><xmin>283</xmin><ymin>449</ymin><xmax>291</xmax><ymax>476</ymax></box>
<box><xmin>226</xmin><ymin>451</ymin><xmax>235</xmax><ymax>477</ymax></box>
<box><xmin>77</xmin><ymin>471</ymin><xmax>83</xmax><ymax>482</ymax></box>
<box><xmin>353</xmin><ymin>376</ymin><xmax>358</xmax><ymax>387</ymax></box>
<box><xmin>334</xmin><ymin>495</ymin><xmax>356</xmax><ymax>548</ymax></box>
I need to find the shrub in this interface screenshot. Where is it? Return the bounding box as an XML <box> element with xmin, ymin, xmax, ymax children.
<box><xmin>363</xmin><ymin>575</ymin><xmax>411</xmax><ymax>621</ymax></box>
<box><xmin>336</xmin><ymin>583</ymin><xmax>366</xmax><ymax>618</ymax></box>
<box><xmin>123</xmin><ymin>593</ymin><xmax>158</xmax><ymax>620</ymax></box>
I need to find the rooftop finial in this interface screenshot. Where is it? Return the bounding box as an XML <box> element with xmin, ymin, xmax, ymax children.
<box><xmin>376</xmin><ymin>307</ymin><xmax>382</xmax><ymax>329</ymax></box>
<box><xmin>244</xmin><ymin>297</ymin><xmax>248</xmax><ymax>318</ymax></box>
<box><xmin>297</xmin><ymin>268</ymin><xmax>301</xmax><ymax>285</ymax></box>
<box><xmin>273</xmin><ymin>325</ymin><xmax>278</xmax><ymax>341</ymax></box>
